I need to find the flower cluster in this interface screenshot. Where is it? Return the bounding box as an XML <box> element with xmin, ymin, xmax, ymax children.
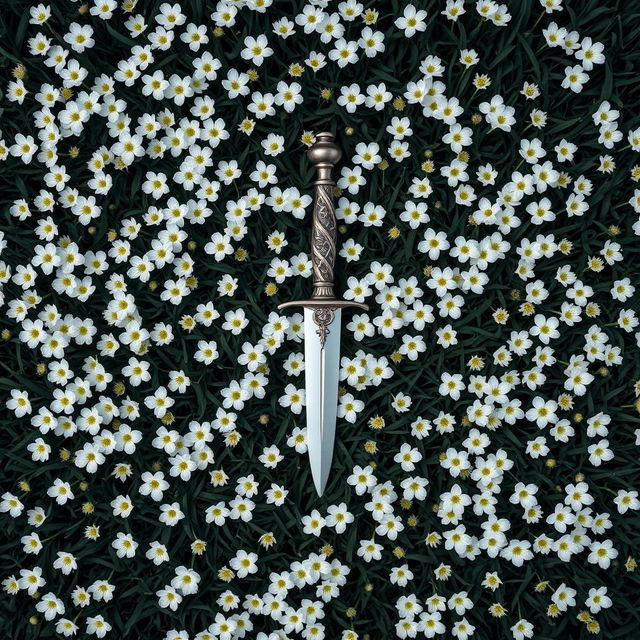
<box><xmin>1</xmin><ymin>0</ymin><xmax>639</xmax><ymax>639</ymax></box>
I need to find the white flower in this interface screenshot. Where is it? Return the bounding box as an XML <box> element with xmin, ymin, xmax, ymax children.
<box><xmin>278</xmin><ymin>383</ymin><xmax>305</xmax><ymax>414</ymax></box>
<box><xmin>159</xmin><ymin>502</ymin><xmax>185</xmax><ymax>526</ymax></box>
<box><xmin>357</xmin><ymin>538</ymin><xmax>383</xmax><ymax>562</ymax></box>
<box><xmin>510</xmin><ymin>482</ymin><xmax>538</xmax><ymax>509</ymax></box>
<box><xmin>172</xmin><ymin>565</ymin><xmax>201</xmax><ymax>594</ymax></box>
<box><xmin>353</xmin><ymin>142</ymin><xmax>381</xmax><ymax>169</ymax></box>
<box><xmin>347</xmin><ymin>465</ymin><xmax>376</xmax><ymax>495</ymax></box>
<box><xmin>86</xmin><ymin>615</ymin><xmax>112</xmax><ymax>638</ymax></box>
<box><xmin>587</xmin><ymin>439</ymin><xmax>614</xmax><ymax>466</ymax></box>
<box><xmin>75</xmin><ymin>443</ymin><xmax>105</xmax><ymax>473</ymax></box>
<box><xmin>329</xmin><ymin>38</ymin><xmax>359</xmax><ymax>67</ymax></box>
<box><xmin>614</xmin><ymin>489</ymin><xmax>640</xmax><ymax>514</ymax></box>
<box><xmin>241</xmin><ymin>34</ymin><xmax>273</xmax><ymax>66</ymax></box>
<box><xmin>443</xmin><ymin>123</ymin><xmax>473</xmax><ymax>153</ymax></box>
<box><xmin>337</xmin><ymin>83</ymin><xmax>365</xmax><ymax>113</ymax></box>
<box><xmin>511</xmin><ymin>618</ymin><xmax>534</xmax><ymax>640</ymax></box>
<box><xmin>394</xmin><ymin>443</ymin><xmax>422</xmax><ymax>471</ymax></box>
<box><xmin>398</xmin><ymin>334</ymin><xmax>426</xmax><ymax>361</ymax></box>
<box><xmin>562</xmin><ymin>64</ymin><xmax>589</xmax><ymax>92</ymax></box>
<box><xmin>144</xmin><ymin>386</ymin><xmax>175</xmax><ymax>418</ymax></box>
<box><xmin>265</xmin><ymin>484</ymin><xmax>289</xmax><ymax>506</ymax></box>
<box><xmin>47</xmin><ymin>478</ymin><xmax>74</xmax><ymax>505</ymax></box>
<box><xmin>18</xmin><ymin>566</ymin><xmax>45</xmax><ymax>595</ymax></box>
<box><xmin>451</xmin><ymin>617</ymin><xmax>475</xmax><ymax>640</ymax></box>
<box><xmin>401</xmin><ymin>477</ymin><xmax>429</xmax><ymax>501</ymax></box>
<box><xmin>6</xmin><ymin>389</ymin><xmax>31</xmax><ymax>417</ymax></box>
<box><xmin>501</xmin><ymin>539</ymin><xmax>533</xmax><ymax>567</ymax></box>
<box><xmin>36</xmin><ymin>592</ymin><xmax>65</xmax><ymax>621</ymax></box>
<box><xmin>551</xmin><ymin>583</ymin><xmax>576</xmax><ymax>611</ymax></box>
<box><xmin>157</xmin><ymin>585</ymin><xmax>182</xmax><ymax>611</ymax></box>
<box><xmin>112</xmin><ymin>532</ymin><xmax>138</xmax><ymax>558</ymax></box>
<box><xmin>575</xmin><ymin>37</ymin><xmax>605</xmax><ymax>70</ymax></box>
<box><xmin>302</xmin><ymin>509</ymin><xmax>326</xmax><ymax>537</ymax></box>
<box><xmin>170</xmin><ymin>453</ymin><xmax>196</xmax><ymax>481</ymax></box>
<box><xmin>585</xmin><ymin>586</ymin><xmax>612</xmax><ymax>614</ymax></box>
<box><xmin>391</xmin><ymin>391</ymin><xmax>413</xmax><ymax>413</ymax></box>
<box><xmin>366</xmin><ymin>82</ymin><xmax>392</xmax><ymax>110</ymax></box>
<box><xmin>142</xmin><ymin>171</ymin><xmax>169</xmax><ymax>198</ymax></box>
<box><xmin>259</xmin><ymin>445</ymin><xmax>283</xmax><ymax>468</ymax></box>
<box><xmin>395</xmin><ymin>5</ymin><xmax>428</xmax><ymax>37</ymax></box>
<box><xmin>525</xmin><ymin>396</ymin><xmax>558</xmax><ymax>428</ymax></box>
<box><xmin>587</xmin><ymin>539</ymin><xmax>618</xmax><ymax>568</ymax></box>
<box><xmin>110</xmin><ymin>494</ymin><xmax>134</xmax><ymax>518</ymax></box>
<box><xmin>64</xmin><ymin>23</ymin><xmax>94</xmax><ymax>53</ymax></box>
<box><xmin>180</xmin><ymin>23</ymin><xmax>208</xmax><ymax>51</ymax></box>
<box><xmin>139</xmin><ymin>471</ymin><xmax>169</xmax><ymax>502</ymax></box>
<box><xmin>337</xmin><ymin>392</ymin><xmax>363</xmax><ymax>423</ymax></box>
<box><xmin>230</xmin><ymin>550</ymin><xmax>258</xmax><ymax>578</ymax></box>
<box><xmin>418</xmin><ymin>228</ymin><xmax>449</xmax><ymax>259</ymax></box>
<box><xmin>337</xmin><ymin>165</ymin><xmax>366</xmax><ymax>194</ymax></box>
<box><xmin>195</xmin><ymin>339</ymin><xmax>220</xmax><ymax>364</ymax></box>
<box><xmin>325</xmin><ymin>502</ymin><xmax>354</xmax><ymax>533</ymax></box>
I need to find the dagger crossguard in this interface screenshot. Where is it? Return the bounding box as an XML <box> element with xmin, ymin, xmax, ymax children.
<box><xmin>278</xmin><ymin>132</ymin><xmax>368</xmax><ymax>334</ymax></box>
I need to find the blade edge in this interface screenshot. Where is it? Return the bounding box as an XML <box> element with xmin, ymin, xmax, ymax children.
<box><xmin>304</xmin><ymin>308</ymin><xmax>342</xmax><ymax>496</ymax></box>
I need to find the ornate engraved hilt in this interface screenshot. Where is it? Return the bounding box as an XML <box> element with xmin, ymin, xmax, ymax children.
<box><xmin>279</xmin><ymin>132</ymin><xmax>368</xmax><ymax>333</ymax></box>
<box><xmin>308</xmin><ymin>133</ymin><xmax>340</xmax><ymax>300</ymax></box>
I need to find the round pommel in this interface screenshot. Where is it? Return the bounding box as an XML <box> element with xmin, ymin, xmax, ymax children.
<box><xmin>307</xmin><ymin>132</ymin><xmax>342</xmax><ymax>169</ymax></box>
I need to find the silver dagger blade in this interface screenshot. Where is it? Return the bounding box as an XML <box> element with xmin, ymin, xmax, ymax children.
<box><xmin>304</xmin><ymin>307</ymin><xmax>342</xmax><ymax>496</ymax></box>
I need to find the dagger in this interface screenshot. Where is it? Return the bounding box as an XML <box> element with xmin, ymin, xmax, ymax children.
<box><xmin>279</xmin><ymin>132</ymin><xmax>368</xmax><ymax>496</ymax></box>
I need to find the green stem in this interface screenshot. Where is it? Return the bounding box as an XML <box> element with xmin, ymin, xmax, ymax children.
<box><xmin>531</xmin><ymin>10</ymin><xmax>545</xmax><ymax>32</ymax></box>
<box><xmin>44</xmin><ymin>20</ymin><xmax>62</xmax><ymax>40</ymax></box>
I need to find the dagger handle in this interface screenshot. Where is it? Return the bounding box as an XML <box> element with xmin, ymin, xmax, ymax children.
<box><xmin>308</xmin><ymin>132</ymin><xmax>341</xmax><ymax>301</ymax></box>
<box><xmin>277</xmin><ymin>133</ymin><xmax>367</xmax><ymax>315</ymax></box>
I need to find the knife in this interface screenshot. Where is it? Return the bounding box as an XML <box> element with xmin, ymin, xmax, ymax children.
<box><xmin>279</xmin><ymin>132</ymin><xmax>368</xmax><ymax>496</ymax></box>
